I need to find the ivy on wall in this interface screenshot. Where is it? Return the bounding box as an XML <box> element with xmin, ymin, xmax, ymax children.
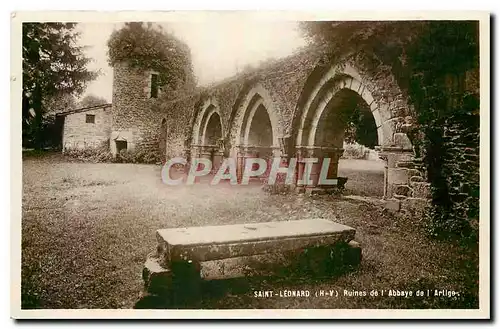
<box><xmin>107</xmin><ymin>22</ymin><xmax>196</xmax><ymax>96</ymax></box>
<box><xmin>300</xmin><ymin>21</ymin><xmax>480</xmax><ymax>240</ymax></box>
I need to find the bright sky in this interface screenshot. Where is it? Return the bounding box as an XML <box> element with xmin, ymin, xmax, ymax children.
<box><xmin>77</xmin><ymin>18</ymin><xmax>307</xmax><ymax>102</ymax></box>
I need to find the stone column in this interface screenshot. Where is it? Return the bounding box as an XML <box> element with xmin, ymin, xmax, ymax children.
<box><xmin>213</xmin><ymin>138</ymin><xmax>225</xmax><ymax>174</ymax></box>
<box><xmin>305</xmin><ymin>147</ymin><xmax>322</xmax><ymax>192</ymax></box>
<box><xmin>295</xmin><ymin>146</ymin><xmax>307</xmax><ymax>193</ymax></box>
<box><xmin>190</xmin><ymin>144</ymin><xmax>201</xmax><ymax>161</ymax></box>
<box><xmin>235</xmin><ymin>145</ymin><xmax>244</xmax><ymax>183</ymax></box>
<box><xmin>303</xmin><ymin>147</ymin><xmax>344</xmax><ymax>195</ymax></box>
<box><xmin>187</xmin><ymin>144</ymin><xmax>202</xmax><ymax>176</ymax></box>
<box><xmin>377</xmin><ymin>133</ymin><xmax>414</xmax><ymax>199</ymax></box>
<box><xmin>199</xmin><ymin>145</ymin><xmax>213</xmax><ymax>169</ymax></box>
<box><xmin>317</xmin><ymin>147</ymin><xmax>344</xmax><ymax>188</ymax></box>
<box><xmin>183</xmin><ymin>147</ymin><xmax>192</xmax><ymax>165</ymax></box>
<box><xmin>378</xmin><ymin>147</ymin><xmax>414</xmax><ymax>199</ymax></box>
<box><xmin>212</xmin><ymin>150</ymin><xmax>224</xmax><ymax>174</ymax></box>
<box><xmin>270</xmin><ymin>137</ymin><xmax>290</xmax><ymax>187</ymax></box>
<box><xmin>258</xmin><ymin>146</ymin><xmax>277</xmax><ymax>182</ymax></box>
<box><xmin>236</xmin><ymin>146</ymin><xmax>259</xmax><ymax>184</ymax></box>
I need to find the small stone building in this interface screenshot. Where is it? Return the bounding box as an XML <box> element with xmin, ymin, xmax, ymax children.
<box><xmin>57</xmin><ymin>104</ymin><xmax>112</xmax><ymax>151</ymax></box>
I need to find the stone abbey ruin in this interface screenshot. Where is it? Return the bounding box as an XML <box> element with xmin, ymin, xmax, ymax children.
<box><xmin>57</xmin><ymin>22</ymin><xmax>480</xmax><ymax>226</ymax></box>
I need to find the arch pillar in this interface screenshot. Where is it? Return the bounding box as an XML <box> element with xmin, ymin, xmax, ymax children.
<box><xmin>212</xmin><ymin>138</ymin><xmax>225</xmax><ymax>175</ymax></box>
<box><xmin>229</xmin><ymin>84</ymin><xmax>282</xmax><ymax>185</ymax></box>
<box><xmin>377</xmin><ymin>131</ymin><xmax>415</xmax><ymax>200</ymax></box>
<box><xmin>235</xmin><ymin>144</ymin><xmax>278</xmax><ymax>183</ymax></box>
<box><xmin>292</xmin><ymin>61</ymin><xmax>418</xmax><ymax>201</ymax></box>
<box><xmin>295</xmin><ymin>146</ymin><xmax>345</xmax><ymax>195</ymax></box>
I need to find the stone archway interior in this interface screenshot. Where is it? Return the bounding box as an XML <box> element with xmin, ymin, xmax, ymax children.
<box><xmin>313</xmin><ymin>88</ymin><xmax>383</xmax><ymax>196</ymax></box>
<box><xmin>203</xmin><ymin>112</ymin><xmax>222</xmax><ymax>146</ymax></box>
<box><xmin>235</xmin><ymin>96</ymin><xmax>276</xmax><ymax>183</ymax></box>
<box><xmin>314</xmin><ymin>88</ymin><xmax>378</xmax><ymax>148</ymax></box>
<box><xmin>247</xmin><ymin>104</ymin><xmax>273</xmax><ymax>148</ymax></box>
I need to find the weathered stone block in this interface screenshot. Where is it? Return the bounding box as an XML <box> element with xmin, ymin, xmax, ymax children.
<box><xmin>388</xmin><ymin>168</ymin><xmax>409</xmax><ymax>185</ymax></box>
<box><xmin>411</xmin><ymin>182</ymin><xmax>432</xmax><ymax>199</ymax></box>
<box><xmin>143</xmin><ymin>254</ymin><xmax>173</xmax><ymax>295</ymax></box>
<box><xmin>382</xmin><ymin>151</ymin><xmax>414</xmax><ymax>168</ymax></box>
<box><xmin>378</xmin><ymin>120</ymin><xmax>397</xmax><ymax>146</ymax></box>
<box><xmin>156</xmin><ymin>219</ymin><xmax>356</xmax><ymax>263</ymax></box>
<box><xmin>393</xmin><ymin>132</ymin><xmax>413</xmax><ymax>150</ymax></box>
<box><xmin>396</xmin><ymin>161</ymin><xmax>415</xmax><ymax>169</ymax></box>
<box><xmin>394</xmin><ymin>194</ymin><xmax>407</xmax><ymax>200</ymax></box>
<box><xmin>394</xmin><ymin>184</ymin><xmax>410</xmax><ymax>196</ymax></box>
<box><xmin>408</xmin><ymin>169</ymin><xmax>422</xmax><ymax>178</ymax></box>
<box><xmin>384</xmin><ymin>198</ymin><xmax>401</xmax><ymax>212</ymax></box>
<box><xmin>410</xmin><ymin>175</ymin><xmax>425</xmax><ymax>183</ymax></box>
<box><xmin>360</xmin><ymin>84</ymin><xmax>374</xmax><ymax>105</ymax></box>
<box><xmin>344</xmin><ymin>240</ymin><xmax>362</xmax><ymax>266</ymax></box>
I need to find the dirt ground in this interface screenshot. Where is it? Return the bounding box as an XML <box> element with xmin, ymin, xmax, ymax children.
<box><xmin>21</xmin><ymin>154</ymin><xmax>478</xmax><ymax>309</ymax></box>
<box><xmin>338</xmin><ymin>158</ymin><xmax>385</xmax><ymax>197</ymax></box>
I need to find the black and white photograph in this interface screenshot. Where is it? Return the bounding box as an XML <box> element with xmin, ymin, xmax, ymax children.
<box><xmin>11</xmin><ymin>11</ymin><xmax>489</xmax><ymax>319</ymax></box>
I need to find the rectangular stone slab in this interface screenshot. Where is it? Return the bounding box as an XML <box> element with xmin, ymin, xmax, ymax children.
<box><xmin>156</xmin><ymin>219</ymin><xmax>356</xmax><ymax>263</ymax></box>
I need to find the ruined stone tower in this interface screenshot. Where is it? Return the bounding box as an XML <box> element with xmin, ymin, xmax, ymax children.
<box><xmin>110</xmin><ymin>61</ymin><xmax>163</xmax><ymax>156</ymax></box>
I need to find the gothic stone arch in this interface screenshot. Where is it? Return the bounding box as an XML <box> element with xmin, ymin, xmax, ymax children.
<box><xmin>230</xmin><ymin>84</ymin><xmax>281</xmax><ymax>150</ymax></box>
<box><xmin>229</xmin><ymin>83</ymin><xmax>284</xmax><ymax>182</ymax></box>
<box><xmin>293</xmin><ymin>63</ymin><xmax>415</xmax><ymax>198</ymax></box>
<box><xmin>190</xmin><ymin>98</ymin><xmax>225</xmax><ymax>171</ymax></box>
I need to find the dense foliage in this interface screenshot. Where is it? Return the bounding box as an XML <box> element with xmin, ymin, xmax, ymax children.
<box><xmin>43</xmin><ymin>92</ymin><xmax>78</xmax><ymax>114</ymax></box>
<box><xmin>300</xmin><ymin>21</ymin><xmax>480</xmax><ymax>239</ymax></box>
<box><xmin>23</xmin><ymin>23</ymin><xmax>98</xmax><ymax>149</ymax></box>
<box><xmin>344</xmin><ymin>105</ymin><xmax>378</xmax><ymax>149</ymax></box>
<box><xmin>78</xmin><ymin>94</ymin><xmax>109</xmax><ymax>108</ymax></box>
<box><xmin>107</xmin><ymin>22</ymin><xmax>196</xmax><ymax>95</ymax></box>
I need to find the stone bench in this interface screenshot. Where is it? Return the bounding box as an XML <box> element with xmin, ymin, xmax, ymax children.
<box><xmin>142</xmin><ymin>219</ymin><xmax>361</xmax><ymax>301</ymax></box>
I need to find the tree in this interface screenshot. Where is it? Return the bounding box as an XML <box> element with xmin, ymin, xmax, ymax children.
<box><xmin>44</xmin><ymin>93</ymin><xmax>78</xmax><ymax>114</ymax></box>
<box><xmin>78</xmin><ymin>94</ymin><xmax>108</xmax><ymax>108</ymax></box>
<box><xmin>22</xmin><ymin>23</ymin><xmax>98</xmax><ymax>149</ymax></box>
<box><xmin>107</xmin><ymin>22</ymin><xmax>196</xmax><ymax>96</ymax></box>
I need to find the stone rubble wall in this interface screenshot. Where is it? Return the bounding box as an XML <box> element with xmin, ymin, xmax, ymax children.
<box><xmin>384</xmin><ymin>156</ymin><xmax>432</xmax><ymax>217</ymax></box>
<box><xmin>110</xmin><ymin>62</ymin><xmax>166</xmax><ymax>156</ymax></box>
<box><xmin>441</xmin><ymin>116</ymin><xmax>480</xmax><ymax>231</ymax></box>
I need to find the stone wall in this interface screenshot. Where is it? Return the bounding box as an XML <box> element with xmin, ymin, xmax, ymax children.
<box><xmin>110</xmin><ymin>62</ymin><xmax>165</xmax><ymax>156</ymax></box>
<box><xmin>382</xmin><ymin>154</ymin><xmax>432</xmax><ymax>217</ymax></box>
<box><xmin>61</xmin><ymin>105</ymin><xmax>112</xmax><ymax>151</ymax></box>
<box><xmin>441</xmin><ymin>114</ymin><xmax>480</xmax><ymax>233</ymax></box>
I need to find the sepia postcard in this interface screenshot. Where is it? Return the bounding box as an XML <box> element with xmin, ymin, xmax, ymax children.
<box><xmin>11</xmin><ymin>10</ymin><xmax>490</xmax><ymax>319</ymax></box>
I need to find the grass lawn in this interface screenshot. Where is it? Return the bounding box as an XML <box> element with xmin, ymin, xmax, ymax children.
<box><xmin>21</xmin><ymin>153</ymin><xmax>479</xmax><ymax>309</ymax></box>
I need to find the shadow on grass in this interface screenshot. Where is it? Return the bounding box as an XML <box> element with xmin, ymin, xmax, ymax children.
<box><xmin>134</xmin><ymin>246</ymin><xmax>361</xmax><ymax>309</ymax></box>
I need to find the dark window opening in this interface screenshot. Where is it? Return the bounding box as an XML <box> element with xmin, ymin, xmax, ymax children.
<box><xmin>116</xmin><ymin>140</ymin><xmax>127</xmax><ymax>153</ymax></box>
<box><xmin>86</xmin><ymin>114</ymin><xmax>95</xmax><ymax>124</ymax></box>
<box><xmin>150</xmin><ymin>73</ymin><xmax>159</xmax><ymax>98</ymax></box>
